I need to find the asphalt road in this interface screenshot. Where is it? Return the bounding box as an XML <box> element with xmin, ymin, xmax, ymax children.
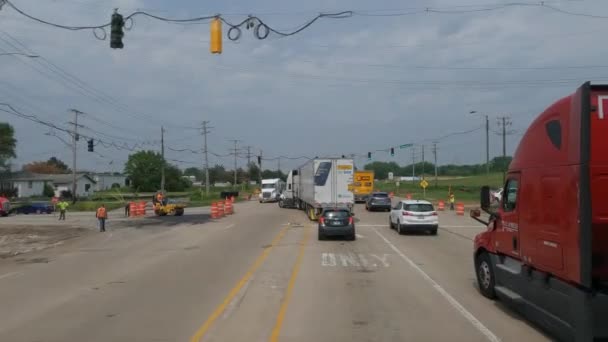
<box><xmin>0</xmin><ymin>200</ymin><xmax>551</xmax><ymax>342</ymax></box>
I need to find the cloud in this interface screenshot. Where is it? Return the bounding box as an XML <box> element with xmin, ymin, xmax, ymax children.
<box><xmin>1</xmin><ymin>0</ymin><xmax>608</xmax><ymax>172</ymax></box>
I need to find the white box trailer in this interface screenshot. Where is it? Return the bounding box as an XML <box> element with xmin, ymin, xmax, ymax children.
<box><xmin>280</xmin><ymin>158</ymin><xmax>354</xmax><ymax>220</ymax></box>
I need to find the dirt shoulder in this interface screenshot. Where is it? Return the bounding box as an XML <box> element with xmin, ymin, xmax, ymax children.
<box><xmin>0</xmin><ymin>225</ymin><xmax>91</xmax><ymax>259</ymax></box>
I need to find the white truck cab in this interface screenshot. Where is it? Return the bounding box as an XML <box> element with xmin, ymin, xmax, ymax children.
<box><xmin>259</xmin><ymin>178</ymin><xmax>285</xmax><ymax>203</ymax></box>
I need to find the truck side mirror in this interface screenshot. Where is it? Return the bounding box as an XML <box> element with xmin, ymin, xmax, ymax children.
<box><xmin>480</xmin><ymin>186</ymin><xmax>491</xmax><ymax>211</ymax></box>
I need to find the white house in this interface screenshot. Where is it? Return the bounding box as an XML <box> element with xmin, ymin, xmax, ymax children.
<box><xmin>50</xmin><ymin>174</ymin><xmax>97</xmax><ymax>198</ymax></box>
<box><xmin>92</xmin><ymin>173</ymin><xmax>127</xmax><ymax>191</ymax></box>
<box><xmin>4</xmin><ymin>174</ymin><xmax>53</xmax><ymax>198</ymax></box>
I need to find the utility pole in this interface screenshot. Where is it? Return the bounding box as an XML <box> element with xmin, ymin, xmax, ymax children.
<box><xmin>201</xmin><ymin>121</ymin><xmax>211</xmax><ymax>196</ymax></box>
<box><xmin>69</xmin><ymin>109</ymin><xmax>83</xmax><ymax>203</ymax></box>
<box><xmin>246</xmin><ymin>146</ymin><xmax>252</xmax><ymax>166</ymax></box>
<box><xmin>160</xmin><ymin>126</ymin><xmax>165</xmax><ymax>192</ymax></box>
<box><xmin>411</xmin><ymin>147</ymin><xmax>416</xmax><ymax>183</ymax></box>
<box><xmin>259</xmin><ymin>149</ymin><xmax>263</xmax><ymax>186</ymax></box>
<box><xmin>485</xmin><ymin>115</ymin><xmax>490</xmax><ymax>175</ymax></box>
<box><xmin>497</xmin><ymin>116</ymin><xmax>512</xmax><ymax>184</ymax></box>
<box><xmin>421</xmin><ymin>145</ymin><xmax>425</xmax><ymax>179</ymax></box>
<box><xmin>278</xmin><ymin>157</ymin><xmax>281</xmax><ymax>177</ymax></box>
<box><xmin>432</xmin><ymin>142</ymin><xmax>438</xmax><ymax>188</ymax></box>
<box><xmin>229</xmin><ymin>139</ymin><xmax>241</xmax><ymax>186</ymax></box>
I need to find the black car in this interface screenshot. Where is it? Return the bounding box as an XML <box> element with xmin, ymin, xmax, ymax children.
<box><xmin>318</xmin><ymin>208</ymin><xmax>356</xmax><ymax>241</ymax></box>
<box><xmin>365</xmin><ymin>192</ymin><xmax>392</xmax><ymax>211</ymax></box>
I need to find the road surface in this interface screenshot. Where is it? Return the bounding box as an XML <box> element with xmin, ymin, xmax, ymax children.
<box><xmin>0</xmin><ymin>200</ymin><xmax>551</xmax><ymax>341</ymax></box>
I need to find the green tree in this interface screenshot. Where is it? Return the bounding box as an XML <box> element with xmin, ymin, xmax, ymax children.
<box><xmin>43</xmin><ymin>182</ymin><xmax>55</xmax><ymax>197</ymax></box>
<box><xmin>184</xmin><ymin>167</ymin><xmax>204</xmax><ymax>181</ymax></box>
<box><xmin>0</xmin><ymin>123</ymin><xmax>16</xmax><ymax>172</ymax></box>
<box><xmin>47</xmin><ymin>157</ymin><xmax>70</xmax><ymax>173</ymax></box>
<box><xmin>247</xmin><ymin>162</ymin><xmax>260</xmax><ymax>184</ymax></box>
<box><xmin>364</xmin><ymin>161</ymin><xmax>400</xmax><ymax>180</ymax></box>
<box><xmin>124</xmin><ymin>151</ymin><xmax>188</xmax><ymax>191</ymax></box>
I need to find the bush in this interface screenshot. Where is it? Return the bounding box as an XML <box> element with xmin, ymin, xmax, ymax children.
<box><xmin>43</xmin><ymin>183</ymin><xmax>55</xmax><ymax>197</ymax></box>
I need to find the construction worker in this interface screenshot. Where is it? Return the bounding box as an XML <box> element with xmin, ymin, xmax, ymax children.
<box><xmin>124</xmin><ymin>202</ymin><xmax>130</xmax><ymax>217</ymax></box>
<box><xmin>96</xmin><ymin>204</ymin><xmax>108</xmax><ymax>232</ymax></box>
<box><xmin>449</xmin><ymin>192</ymin><xmax>455</xmax><ymax>211</ymax></box>
<box><xmin>156</xmin><ymin>192</ymin><xmax>165</xmax><ymax>206</ymax></box>
<box><xmin>57</xmin><ymin>200</ymin><xmax>69</xmax><ymax>220</ymax></box>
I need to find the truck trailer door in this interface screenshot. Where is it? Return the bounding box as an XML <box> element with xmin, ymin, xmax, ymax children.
<box><xmin>497</xmin><ymin>175</ymin><xmax>521</xmax><ymax>258</ymax></box>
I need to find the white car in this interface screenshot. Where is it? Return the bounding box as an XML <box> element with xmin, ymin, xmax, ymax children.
<box><xmin>389</xmin><ymin>200</ymin><xmax>439</xmax><ymax>235</ymax></box>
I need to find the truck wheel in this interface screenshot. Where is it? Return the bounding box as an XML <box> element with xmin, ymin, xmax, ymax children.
<box><xmin>475</xmin><ymin>252</ymin><xmax>497</xmax><ymax>299</ymax></box>
<box><xmin>174</xmin><ymin>209</ymin><xmax>184</xmax><ymax>216</ymax></box>
<box><xmin>278</xmin><ymin>200</ymin><xmax>284</xmax><ymax>208</ymax></box>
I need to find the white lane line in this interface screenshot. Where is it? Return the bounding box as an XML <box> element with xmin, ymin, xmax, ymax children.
<box><xmin>224</xmin><ymin>224</ymin><xmax>235</xmax><ymax>229</ymax></box>
<box><xmin>372</xmin><ymin>227</ymin><xmax>501</xmax><ymax>342</ymax></box>
<box><xmin>0</xmin><ymin>271</ymin><xmax>22</xmax><ymax>280</ymax></box>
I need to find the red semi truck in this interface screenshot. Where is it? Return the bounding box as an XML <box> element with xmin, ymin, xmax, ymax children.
<box><xmin>471</xmin><ymin>82</ymin><xmax>608</xmax><ymax>342</ymax></box>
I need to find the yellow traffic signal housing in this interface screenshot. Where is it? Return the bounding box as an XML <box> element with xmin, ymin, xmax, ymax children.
<box><xmin>210</xmin><ymin>18</ymin><xmax>222</xmax><ymax>54</ymax></box>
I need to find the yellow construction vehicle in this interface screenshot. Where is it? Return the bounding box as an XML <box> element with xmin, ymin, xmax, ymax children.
<box><xmin>152</xmin><ymin>191</ymin><xmax>185</xmax><ymax>216</ymax></box>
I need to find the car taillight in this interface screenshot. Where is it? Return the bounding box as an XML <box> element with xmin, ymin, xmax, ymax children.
<box><xmin>319</xmin><ymin>217</ymin><xmax>325</xmax><ymax>225</ymax></box>
<box><xmin>402</xmin><ymin>211</ymin><xmax>411</xmax><ymax>216</ymax></box>
<box><xmin>431</xmin><ymin>212</ymin><xmax>437</xmax><ymax>216</ymax></box>
<box><xmin>348</xmin><ymin>217</ymin><xmax>354</xmax><ymax>225</ymax></box>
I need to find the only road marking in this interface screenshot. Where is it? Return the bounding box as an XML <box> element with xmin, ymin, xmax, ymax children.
<box><xmin>372</xmin><ymin>227</ymin><xmax>501</xmax><ymax>342</ymax></box>
<box><xmin>321</xmin><ymin>253</ymin><xmax>390</xmax><ymax>267</ymax></box>
<box><xmin>269</xmin><ymin>226</ymin><xmax>310</xmax><ymax>342</ymax></box>
<box><xmin>189</xmin><ymin>226</ymin><xmax>289</xmax><ymax>342</ymax></box>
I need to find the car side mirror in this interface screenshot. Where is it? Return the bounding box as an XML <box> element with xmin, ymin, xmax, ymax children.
<box><xmin>480</xmin><ymin>186</ymin><xmax>491</xmax><ymax>211</ymax></box>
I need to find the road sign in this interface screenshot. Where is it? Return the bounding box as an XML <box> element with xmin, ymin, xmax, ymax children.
<box><xmin>420</xmin><ymin>179</ymin><xmax>429</xmax><ymax>189</ymax></box>
<box><xmin>400</xmin><ymin>144</ymin><xmax>413</xmax><ymax>149</ymax></box>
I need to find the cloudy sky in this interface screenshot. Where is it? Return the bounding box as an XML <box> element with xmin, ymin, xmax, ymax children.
<box><xmin>1</xmin><ymin>0</ymin><xmax>607</xmax><ymax>173</ymax></box>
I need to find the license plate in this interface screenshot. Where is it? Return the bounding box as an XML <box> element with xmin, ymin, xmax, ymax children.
<box><xmin>417</xmin><ymin>216</ymin><xmax>424</xmax><ymax>219</ymax></box>
<box><xmin>332</xmin><ymin>220</ymin><xmax>343</xmax><ymax>225</ymax></box>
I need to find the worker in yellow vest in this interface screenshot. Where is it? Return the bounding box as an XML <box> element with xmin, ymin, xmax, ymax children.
<box><xmin>449</xmin><ymin>193</ymin><xmax>455</xmax><ymax>210</ymax></box>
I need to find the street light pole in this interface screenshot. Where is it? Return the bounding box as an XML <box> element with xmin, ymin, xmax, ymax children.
<box><xmin>470</xmin><ymin>111</ymin><xmax>490</xmax><ymax>175</ymax></box>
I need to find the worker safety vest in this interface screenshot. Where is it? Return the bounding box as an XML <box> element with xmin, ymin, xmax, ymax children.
<box><xmin>449</xmin><ymin>195</ymin><xmax>455</xmax><ymax>203</ymax></box>
<box><xmin>96</xmin><ymin>207</ymin><xmax>107</xmax><ymax>219</ymax></box>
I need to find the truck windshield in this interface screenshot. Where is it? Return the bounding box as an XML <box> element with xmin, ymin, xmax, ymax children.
<box><xmin>262</xmin><ymin>184</ymin><xmax>276</xmax><ymax>189</ymax></box>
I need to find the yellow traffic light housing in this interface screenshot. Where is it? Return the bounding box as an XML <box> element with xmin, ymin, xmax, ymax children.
<box><xmin>210</xmin><ymin>18</ymin><xmax>222</xmax><ymax>54</ymax></box>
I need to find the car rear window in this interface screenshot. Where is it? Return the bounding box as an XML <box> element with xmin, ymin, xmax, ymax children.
<box><xmin>323</xmin><ymin>210</ymin><xmax>350</xmax><ymax>219</ymax></box>
<box><xmin>405</xmin><ymin>204</ymin><xmax>434</xmax><ymax>212</ymax></box>
<box><xmin>372</xmin><ymin>193</ymin><xmax>388</xmax><ymax>198</ymax></box>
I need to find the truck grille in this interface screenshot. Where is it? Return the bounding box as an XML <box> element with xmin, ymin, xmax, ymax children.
<box><xmin>263</xmin><ymin>192</ymin><xmax>271</xmax><ymax>198</ymax></box>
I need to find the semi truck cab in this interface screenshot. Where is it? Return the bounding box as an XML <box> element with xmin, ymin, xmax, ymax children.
<box><xmin>471</xmin><ymin>82</ymin><xmax>608</xmax><ymax>341</ymax></box>
<box><xmin>259</xmin><ymin>178</ymin><xmax>285</xmax><ymax>203</ymax></box>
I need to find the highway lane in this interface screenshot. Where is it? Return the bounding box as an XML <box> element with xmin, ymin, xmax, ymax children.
<box><xmin>0</xmin><ymin>200</ymin><xmax>552</xmax><ymax>341</ymax></box>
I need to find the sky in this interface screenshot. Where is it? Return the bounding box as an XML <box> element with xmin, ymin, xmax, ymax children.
<box><xmin>1</xmin><ymin>0</ymin><xmax>608</xmax><ymax>174</ymax></box>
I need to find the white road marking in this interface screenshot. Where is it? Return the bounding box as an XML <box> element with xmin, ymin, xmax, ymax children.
<box><xmin>321</xmin><ymin>253</ymin><xmax>389</xmax><ymax>267</ymax></box>
<box><xmin>370</xmin><ymin>253</ymin><xmax>390</xmax><ymax>267</ymax></box>
<box><xmin>224</xmin><ymin>224</ymin><xmax>235</xmax><ymax>229</ymax></box>
<box><xmin>321</xmin><ymin>253</ymin><xmax>337</xmax><ymax>267</ymax></box>
<box><xmin>0</xmin><ymin>271</ymin><xmax>22</xmax><ymax>280</ymax></box>
<box><xmin>339</xmin><ymin>253</ymin><xmax>360</xmax><ymax>267</ymax></box>
<box><xmin>372</xmin><ymin>227</ymin><xmax>501</xmax><ymax>342</ymax></box>
<box><xmin>356</xmin><ymin>233</ymin><xmax>365</xmax><ymax>239</ymax></box>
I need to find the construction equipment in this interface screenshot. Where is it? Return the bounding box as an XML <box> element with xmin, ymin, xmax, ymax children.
<box><xmin>152</xmin><ymin>191</ymin><xmax>185</xmax><ymax>216</ymax></box>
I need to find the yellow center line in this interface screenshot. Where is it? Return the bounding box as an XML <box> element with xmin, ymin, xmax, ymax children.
<box><xmin>190</xmin><ymin>226</ymin><xmax>289</xmax><ymax>342</ymax></box>
<box><xmin>269</xmin><ymin>226</ymin><xmax>310</xmax><ymax>342</ymax></box>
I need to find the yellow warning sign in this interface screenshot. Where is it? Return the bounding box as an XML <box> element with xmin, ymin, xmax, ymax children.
<box><xmin>420</xmin><ymin>179</ymin><xmax>429</xmax><ymax>189</ymax></box>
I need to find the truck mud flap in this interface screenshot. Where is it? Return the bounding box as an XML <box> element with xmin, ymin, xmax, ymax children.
<box><xmin>491</xmin><ymin>254</ymin><xmax>608</xmax><ymax>341</ymax></box>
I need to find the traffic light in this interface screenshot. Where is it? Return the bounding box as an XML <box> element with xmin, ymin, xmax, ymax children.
<box><xmin>87</xmin><ymin>139</ymin><xmax>94</xmax><ymax>152</ymax></box>
<box><xmin>110</xmin><ymin>10</ymin><xmax>125</xmax><ymax>49</ymax></box>
<box><xmin>367</xmin><ymin>152</ymin><xmax>371</xmax><ymax>160</ymax></box>
<box><xmin>210</xmin><ymin>17</ymin><xmax>222</xmax><ymax>54</ymax></box>
<box><xmin>390</xmin><ymin>147</ymin><xmax>395</xmax><ymax>157</ymax></box>
<box><xmin>257</xmin><ymin>156</ymin><xmax>261</xmax><ymax>165</ymax></box>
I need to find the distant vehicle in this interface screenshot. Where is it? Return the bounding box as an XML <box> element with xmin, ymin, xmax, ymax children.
<box><xmin>13</xmin><ymin>202</ymin><xmax>54</xmax><ymax>215</ymax></box>
<box><xmin>351</xmin><ymin>170</ymin><xmax>374</xmax><ymax>203</ymax></box>
<box><xmin>0</xmin><ymin>197</ymin><xmax>10</xmax><ymax>217</ymax></box>
<box><xmin>318</xmin><ymin>207</ymin><xmax>355</xmax><ymax>241</ymax></box>
<box><xmin>280</xmin><ymin>158</ymin><xmax>354</xmax><ymax>220</ymax></box>
<box><xmin>259</xmin><ymin>178</ymin><xmax>285</xmax><ymax>203</ymax></box>
<box><xmin>389</xmin><ymin>200</ymin><xmax>438</xmax><ymax>235</ymax></box>
<box><xmin>365</xmin><ymin>192</ymin><xmax>391</xmax><ymax>212</ymax></box>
